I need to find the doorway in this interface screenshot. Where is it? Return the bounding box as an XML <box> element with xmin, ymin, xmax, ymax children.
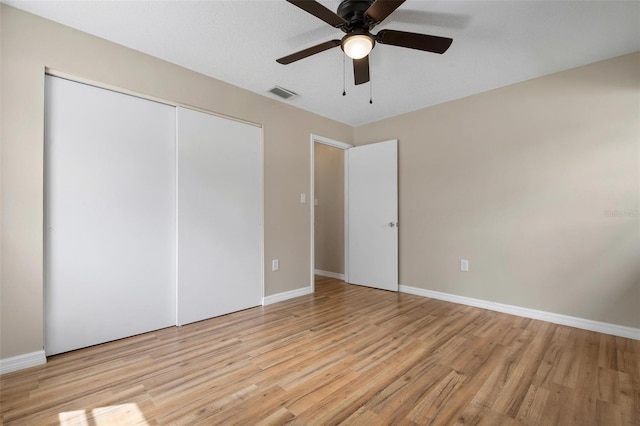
<box><xmin>310</xmin><ymin>135</ymin><xmax>352</xmax><ymax>291</ymax></box>
<box><xmin>309</xmin><ymin>135</ymin><xmax>399</xmax><ymax>293</ymax></box>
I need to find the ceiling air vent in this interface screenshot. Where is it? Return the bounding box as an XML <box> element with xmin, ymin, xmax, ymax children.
<box><xmin>268</xmin><ymin>86</ymin><xmax>298</xmax><ymax>100</ymax></box>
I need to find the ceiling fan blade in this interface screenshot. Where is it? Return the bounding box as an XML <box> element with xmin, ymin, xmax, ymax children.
<box><xmin>276</xmin><ymin>40</ymin><xmax>341</xmax><ymax>64</ymax></box>
<box><xmin>376</xmin><ymin>29</ymin><xmax>452</xmax><ymax>54</ymax></box>
<box><xmin>353</xmin><ymin>56</ymin><xmax>370</xmax><ymax>85</ymax></box>
<box><xmin>365</xmin><ymin>0</ymin><xmax>406</xmax><ymax>25</ymax></box>
<box><xmin>286</xmin><ymin>0</ymin><xmax>347</xmax><ymax>28</ymax></box>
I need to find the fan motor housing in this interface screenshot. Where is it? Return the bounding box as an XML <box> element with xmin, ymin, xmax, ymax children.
<box><xmin>337</xmin><ymin>0</ymin><xmax>375</xmax><ymax>31</ymax></box>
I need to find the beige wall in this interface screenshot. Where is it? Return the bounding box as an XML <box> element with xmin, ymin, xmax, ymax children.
<box><xmin>0</xmin><ymin>5</ymin><xmax>353</xmax><ymax>359</ymax></box>
<box><xmin>355</xmin><ymin>52</ymin><xmax>640</xmax><ymax>328</ymax></box>
<box><xmin>314</xmin><ymin>143</ymin><xmax>345</xmax><ymax>274</ymax></box>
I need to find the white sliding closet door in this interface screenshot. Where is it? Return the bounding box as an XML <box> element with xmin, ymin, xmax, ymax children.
<box><xmin>45</xmin><ymin>76</ymin><xmax>176</xmax><ymax>355</ymax></box>
<box><xmin>177</xmin><ymin>107</ymin><xmax>262</xmax><ymax>325</ymax></box>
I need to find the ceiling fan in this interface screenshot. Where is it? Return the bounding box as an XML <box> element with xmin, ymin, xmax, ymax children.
<box><xmin>276</xmin><ymin>0</ymin><xmax>453</xmax><ymax>85</ymax></box>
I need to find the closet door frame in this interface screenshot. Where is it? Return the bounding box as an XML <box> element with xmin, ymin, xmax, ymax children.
<box><xmin>44</xmin><ymin>72</ymin><xmax>265</xmax><ymax>354</ymax></box>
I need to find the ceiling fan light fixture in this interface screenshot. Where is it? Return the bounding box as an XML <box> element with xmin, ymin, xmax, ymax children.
<box><xmin>341</xmin><ymin>33</ymin><xmax>374</xmax><ymax>59</ymax></box>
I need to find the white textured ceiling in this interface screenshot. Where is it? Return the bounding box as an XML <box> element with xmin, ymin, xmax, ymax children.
<box><xmin>6</xmin><ymin>0</ymin><xmax>640</xmax><ymax>126</ymax></box>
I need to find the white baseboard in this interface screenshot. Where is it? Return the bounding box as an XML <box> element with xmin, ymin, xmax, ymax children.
<box><xmin>399</xmin><ymin>285</ymin><xmax>640</xmax><ymax>341</ymax></box>
<box><xmin>263</xmin><ymin>286</ymin><xmax>313</xmax><ymax>306</ymax></box>
<box><xmin>314</xmin><ymin>269</ymin><xmax>345</xmax><ymax>280</ymax></box>
<box><xmin>0</xmin><ymin>350</ymin><xmax>47</xmax><ymax>374</ymax></box>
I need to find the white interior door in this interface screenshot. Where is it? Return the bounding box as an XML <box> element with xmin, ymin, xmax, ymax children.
<box><xmin>347</xmin><ymin>140</ymin><xmax>398</xmax><ymax>291</ymax></box>
<box><xmin>45</xmin><ymin>76</ymin><xmax>176</xmax><ymax>355</ymax></box>
<box><xmin>177</xmin><ymin>107</ymin><xmax>263</xmax><ymax>325</ymax></box>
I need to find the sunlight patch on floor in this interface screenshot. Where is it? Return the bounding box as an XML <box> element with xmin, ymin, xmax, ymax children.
<box><xmin>59</xmin><ymin>403</ymin><xmax>148</xmax><ymax>425</ymax></box>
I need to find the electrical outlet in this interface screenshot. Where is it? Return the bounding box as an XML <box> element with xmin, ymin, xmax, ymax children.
<box><xmin>460</xmin><ymin>259</ymin><xmax>469</xmax><ymax>272</ymax></box>
<box><xmin>272</xmin><ymin>259</ymin><xmax>279</xmax><ymax>271</ymax></box>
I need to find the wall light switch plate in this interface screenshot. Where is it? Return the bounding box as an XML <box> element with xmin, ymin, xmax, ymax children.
<box><xmin>300</xmin><ymin>193</ymin><xmax>306</xmax><ymax>203</ymax></box>
<box><xmin>460</xmin><ymin>259</ymin><xmax>469</xmax><ymax>272</ymax></box>
<box><xmin>272</xmin><ymin>259</ymin><xmax>279</xmax><ymax>271</ymax></box>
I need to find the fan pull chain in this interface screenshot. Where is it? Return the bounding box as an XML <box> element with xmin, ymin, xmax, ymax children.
<box><xmin>369</xmin><ymin>52</ymin><xmax>373</xmax><ymax>104</ymax></box>
<box><xmin>342</xmin><ymin>54</ymin><xmax>346</xmax><ymax>96</ymax></box>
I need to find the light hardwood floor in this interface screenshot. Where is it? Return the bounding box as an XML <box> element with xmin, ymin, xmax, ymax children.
<box><xmin>1</xmin><ymin>277</ymin><xmax>639</xmax><ymax>425</ymax></box>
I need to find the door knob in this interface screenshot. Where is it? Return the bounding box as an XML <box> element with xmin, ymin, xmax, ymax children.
<box><xmin>388</xmin><ymin>222</ymin><xmax>397</xmax><ymax>228</ymax></box>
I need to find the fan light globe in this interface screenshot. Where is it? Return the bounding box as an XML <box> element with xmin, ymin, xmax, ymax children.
<box><xmin>342</xmin><ymin>34</ymin><xmax>373</xmax><ymax>60</ymax></box>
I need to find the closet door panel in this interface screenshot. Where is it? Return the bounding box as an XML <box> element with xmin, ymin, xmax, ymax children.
<box><xmin>45</xmin><ymin>76</ymin><xmax>176</xmax><ymax>355</ymax></box>
<box><xmin>177</xmin><ymin>107</ymin><xmax>262</xmax><ymax>325</ymax></box>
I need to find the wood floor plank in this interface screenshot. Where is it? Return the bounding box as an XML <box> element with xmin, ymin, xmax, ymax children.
<box><xmin>406</xmin><ymin>369</ymin><xmax>468</xmax><ymax>424</ymax></box>
<box><xmin>1</xmin><ymin>277</ymin><xmax>638</xmax><ymax>425</ymax></box>
<box><xmin>515</xmin><ymin>384</ymin><xmax>550</xmax><ymax>425</ymax></box>
<box><xmin>456</xmin><ymin>401</ymin><xmax>525</xmax><ymax>426</ymax></box>
<box><xmin>492</xmin><ymin>325</ymin><xmax>555</xmax><ymax>417</ymax></box>
<box><xmin>365</xmin><ymin>359</ymin><xmax>452</xmax><ymax>422</ymax></box>
<box><xmin>283</xmin><ymin>360</ymin><xmax>362</xmax><ymax>416</ymax></box>
<box><xmin>618</xmin><ymin>371</ymin><xmax>640</xmax><ymax>426</ymax></box>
